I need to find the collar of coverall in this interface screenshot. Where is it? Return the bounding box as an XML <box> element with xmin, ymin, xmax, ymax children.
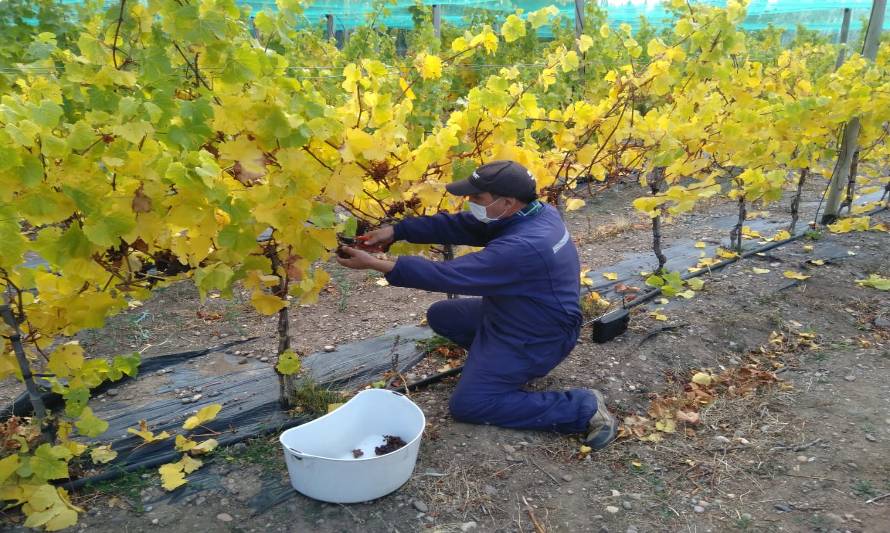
<box><xmin>517</xmin><ymin>199</ymin><xmax>543</xmax><ymax>217</ymax></box>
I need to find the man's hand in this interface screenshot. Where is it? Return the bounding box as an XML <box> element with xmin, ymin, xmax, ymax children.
<box><xmin>335</xmin><ymin>246</ymin><xmax>395</xmax><ymax>274</ymax></box>
<box><xmin>357</xmin><ymin>225</ymin><xmax>395</xmax><ymax>252</ymax></box>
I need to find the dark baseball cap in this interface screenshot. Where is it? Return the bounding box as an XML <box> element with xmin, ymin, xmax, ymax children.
<box><xmin>446</xmin><ymin>160</ymin><xmax>538</xmax><ymax>202</ymax></box>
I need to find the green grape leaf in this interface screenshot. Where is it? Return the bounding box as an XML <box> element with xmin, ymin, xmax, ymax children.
<box><xmin>63</xmin><ymin>387</ymin><xmax>90</xmax><ymax>418</ymax></box>
<box><xmin>275</xmin><ymin>350</ymin><xmax>301</xmax><ymax>376</ymax></box>
<box><xmin>75</xmin><ymin>407</ymin><xmax>109</xmax><ymax>438</ymax></box>
<box><xmin>109</xmin><ymin>353</ymin><xmax>140</xmax><ymax>381</ymax></box>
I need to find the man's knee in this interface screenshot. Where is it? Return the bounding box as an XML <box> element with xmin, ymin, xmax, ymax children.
<box><xmin>426</xmin><ymin>300</ymin><xmax>451</xmax><ymax>336</ymax></box>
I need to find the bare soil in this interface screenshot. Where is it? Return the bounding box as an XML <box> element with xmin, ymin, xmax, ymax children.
<box><xmin>2</xmin><ymin>180</ymin><xmax>890</xmax><ymax>533</ymax></box>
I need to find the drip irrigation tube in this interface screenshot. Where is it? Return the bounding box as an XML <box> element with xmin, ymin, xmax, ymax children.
<box><xmin>404</xmin><ymin>204</ymin><xmax>889</xmax><ymax>391</ymax></box>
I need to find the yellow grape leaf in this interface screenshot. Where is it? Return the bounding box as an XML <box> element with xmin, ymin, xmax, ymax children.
<box><xmin>752</xmin><ymin>267</ymin><xmax>770</xmax><ymax>274</ymax></box>
<box><xmin>802</xmin><ymin>244</ymin><xmax>814</xmax><ymax>252</ymax></box>
<box><xmin>159</xmin><ymin>455</ymin><xmax>204</xmax><ymax>492</ymax></box>
<box><xmin>174</xmin><ymin>434</ymin><xmax>196</xmax><ymax>453</ymax></box>
<box><xmin>375</xmin><ymin>277</ymin><xmax>389</xmax><ymax>287</ymax></box>
<box><xmin>579</xmin><ymin>445</ymin><xmax>592</xmax><ymax>454</ymax></box>
<box><xmin>716</xmin><ymin>248</ymin><xmax>739</xmax><ymax>259</ymax></box>
<box><xmin>174</xmin><ymin>435</ymin><xmax>218</xmax><ymax>455</ymax></box>
<box><xmin>179</xmin><ymin>455</ymin><xmax>203</xmax><ymax>474</ymax></box>
<box><xmin>418</xmin><ymin>54</ymin><xmax>442</xmax><ymax>80</ymax></box>
<box><xmin>565</xmin><ymin>198</ymin><xmax>585</xmax><ymax>211</ymax></box>
<box><xmin>827</xmin><ymin>216</ymin><xmax>871</xmax><ymax>234</ymax></box>
<box><xmin>691</xmin><ymin>372</ymin><xmax>712</xmax><ymax>386</ymax></box>
<box><xmin>655</xmin><ymin>297</ymin><xmax>669</xmax><ymax>305</ymax></box>
<box><xmin>127</xmin><ymin>420</ymin><xmax>170</xmax><ymax>443</ymax></box>
<box><xmin>783</xmin><ymin>271</ymin><xmax>811</xmax><ymax>281</ymax></box>
<box><xmin>602</xmin><ymin>272</ymin><xmax>618</xmax><ymax>280</ymax></box>
<box><xmin>741</xmin><ymin>226</ymin><xmax>762</xmax><ymax>238</ymax></box>
<box><xmin>856</xmin><ymin>274</ymin><xmax>890</xmax><ymax>290</ymax></box>
<box><xmin>251</xmin><ymin>290</ymin><xmax>287</xmax><ymax>315</ymax></box>
<box><xmin>90</xmin><ymin>445</ymin><xmax>117</xmax><ymax>464</ymax></box>
<box><xmin>655</xmin><ymin>419</ymin><xmax>676</xmax><ymax>433</ymax></box>
<box><xmin>159</xmin><ymin>463</ymin><xmax>186</xmax><ymax>491</ymax></box>
<box><xmin>183</xmin><ymin>404</ymin><xmax>222</xmax><ymax>430</ymax></box>
<box><xmin>579</xmin><ymin>269</ymin><xmax>593</xmax><ymax>287</ymax></box>
<box><xmin>22</xmin><ymin>485</ymin><xmax>80</xmax><ymax>531</ymax></box>
<box><xmin>327</xmin><ymin>402</ymin><xmax>344</xmax><ymax>413</ymax></box>
<box><xmin>500</xmin><ymin>14</ymin><xmax>526</xmax><ymax>43</ymax></box>
<box><xmin>650</xmin><ymin>311</ymin><xmax>668</xmax><ymax>321</ymax></box>
<box><xmin>677</xmin><ymin>290</ymin><xmax>695</xmax><ymax>299</ymax></box>
<box><xmin>766</xmin><ymin>229</ymin><xmax>791</xmax><ymax>242</ymax></box>
<box><xmin>632</xmin><ymin>196</ymin><xmax>667</xmax><ymax>217</ymax></box>
<box><xmin>694</xmin><ymin>241</ymin><xmax>706</xmax><ymax>249</ymax></box>
<box><xmin>809</xmin><ymin>259</ymin><xmax>825</xmax><ymax>266</ymax></box>
<box><xmin>527</xmin><ymin>5</ymin><xmax>558</xmax><ymax>28</ymax></box>
<box><xmin>686</xmin><ymin>278</ymin><xmax>704</xmax><ymax>291</ymax></box>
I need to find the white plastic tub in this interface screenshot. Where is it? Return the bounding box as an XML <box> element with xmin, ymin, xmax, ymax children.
<box><xmin>279</xmin><ymin>388</ymin><xmax>426</xmax><ymax>503</ymax></box>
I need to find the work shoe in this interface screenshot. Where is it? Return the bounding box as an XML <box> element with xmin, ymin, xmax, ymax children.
<box><xmin>583</xmin><ymin>389</ymin><xmax>618</xmax><ymax>450</ymax></box>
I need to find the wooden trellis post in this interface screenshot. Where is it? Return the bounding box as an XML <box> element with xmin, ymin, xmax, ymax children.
<box><xmin>821</xmin><ymin>0</ymin><xmax>886</xmax><ymax>224</ymax></box>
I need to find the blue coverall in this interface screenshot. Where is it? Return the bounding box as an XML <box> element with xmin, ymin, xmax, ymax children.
<box><xmin>386</xmin><ymin>201</ymin><xmax>598</xmax><ymax>434</ymax></box>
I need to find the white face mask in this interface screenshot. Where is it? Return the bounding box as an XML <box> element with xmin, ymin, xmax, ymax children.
<box><xmin>468</xmin><ymin>197</ymin><xmax>505</xmax><ymax>223</ymax></box>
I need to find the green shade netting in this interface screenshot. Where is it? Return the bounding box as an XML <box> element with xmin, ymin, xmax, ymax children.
<box><xmin>55</xmin><ymin>1</ymin><xmax>886</xmax><ymax>38</ymax></box>
<box><xmin>234</xmin><ymin>0</ymin><xmax>886</xmax><ymax>33</ymax></box>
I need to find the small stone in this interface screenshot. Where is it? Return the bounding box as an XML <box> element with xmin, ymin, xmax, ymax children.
<box><xmin>181</xmin><ymin>398</ymin><xmax>192</xmax><ymax>404</ymax></box>
<box><xmin>460</xmin><ymin>522</ymin><xmax>478</xmax><ymax>532</ymax></box>
<box><xmin>506</xmin><ymin>454</ymin><xmax>522</xmax><ymax>463</ymax></box>
<box><xmin>611</xmin><ymin>489</ymin><xmax>622</xmax><ymax>497</ymax></box>
<box><xmin>626</xmin><ymin>527</ymin><xmax>639</xmax><ymax>533</ymax></box>
<box><xmin>260</xmin><ymin>356</ymin><xmax>269</xmax><ymax>363</ymax></box>
<box><xmin>216</xmin><ymin>513</ymin><xmax>233</xmax><ymax>522</ymax></box>
<box><xmin>106</xmin><ymin>388</ymin><xmax>119</xmax><ymax>397</ymax></box>
<box><xmin>874</xmin><ymin>316</ymin><xmax>890</xmax><ymax>328</ymax></box>
<box><xmin>622</xmin><ymin>501</ymin><xmax>632</xmax><ymax>510</ymax></box>
<box><xmin>561</xmin><ymin>474</ymin><xmax>573</xmax><ymax>482</ymax></box>
<box><xmin>605</xmin><ymin>505</ymin><xmax>620</xmax><ymax>514</ymax></box>
<box><xmin>741</xmin><ymin>513</ymin><xmax>753</xmax><ymax>521</ymax></box>
<box><xmin>191</xmin><ymin>394</ymin><xmax>202</xmax><ymax>402</ymax></box>
<box><xmin>238</xmin><ymin>358</ymin><xmax>248</xmax><ymax>364</ymax></box>
<box><xmin>694</xmin><ymin>505</ymin><xmax>705</xmax><ymax>513</ymax></box>
<box><xmin>151</xmin><ymin>519</ymin><xmax>159</xmax><ymax>525</ymax></box>
<box><xmin>865</xmin><ymin>434</ymin><xmax>877</xmax><ymax>442</ymax></box>
<box><xmin>483</xmin><ymin>485</ymin><xmax>498</xmax><ymax>496</ymax></box>
<box><xmin>796</xmin><ymin>455</ymin><xmax>808</xmax><ymax>463</ymax></box>
<box><xmin>412</xmin><ymin>500</ymin><xmax>429</xmax><ymax>513</ymax></box>
<box><xmin>713</xmin><ymin>436</ymin><xmax>731</xmax><ymax>444</ymax></box>
<box><xmin>825</xmin><ymin>513</ymin><xmax>844</xmax><ymax>524</ymax></box>
<box><xmin>503</xmin><ymin>444</ymin><xmax>516</xmax><ymax>454</ymax></box>
<box><xmin>774</xmin><ymin>503</ymin><xmax>792</xmax><ymax>513</ymax></box>
<box><xmin>323</xmin><ymin>345</ymin><xmax>336</xmax><ymax>353</ymax></box>
<box><xmin>144</xmin><ymin>506</ymin><xmax>153</xmax><ymax>513</ymax></box>
<box><xmin>844</xmin><ymin>375</ymin><xmax>856</xmax><ymax>382</ymax></box>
